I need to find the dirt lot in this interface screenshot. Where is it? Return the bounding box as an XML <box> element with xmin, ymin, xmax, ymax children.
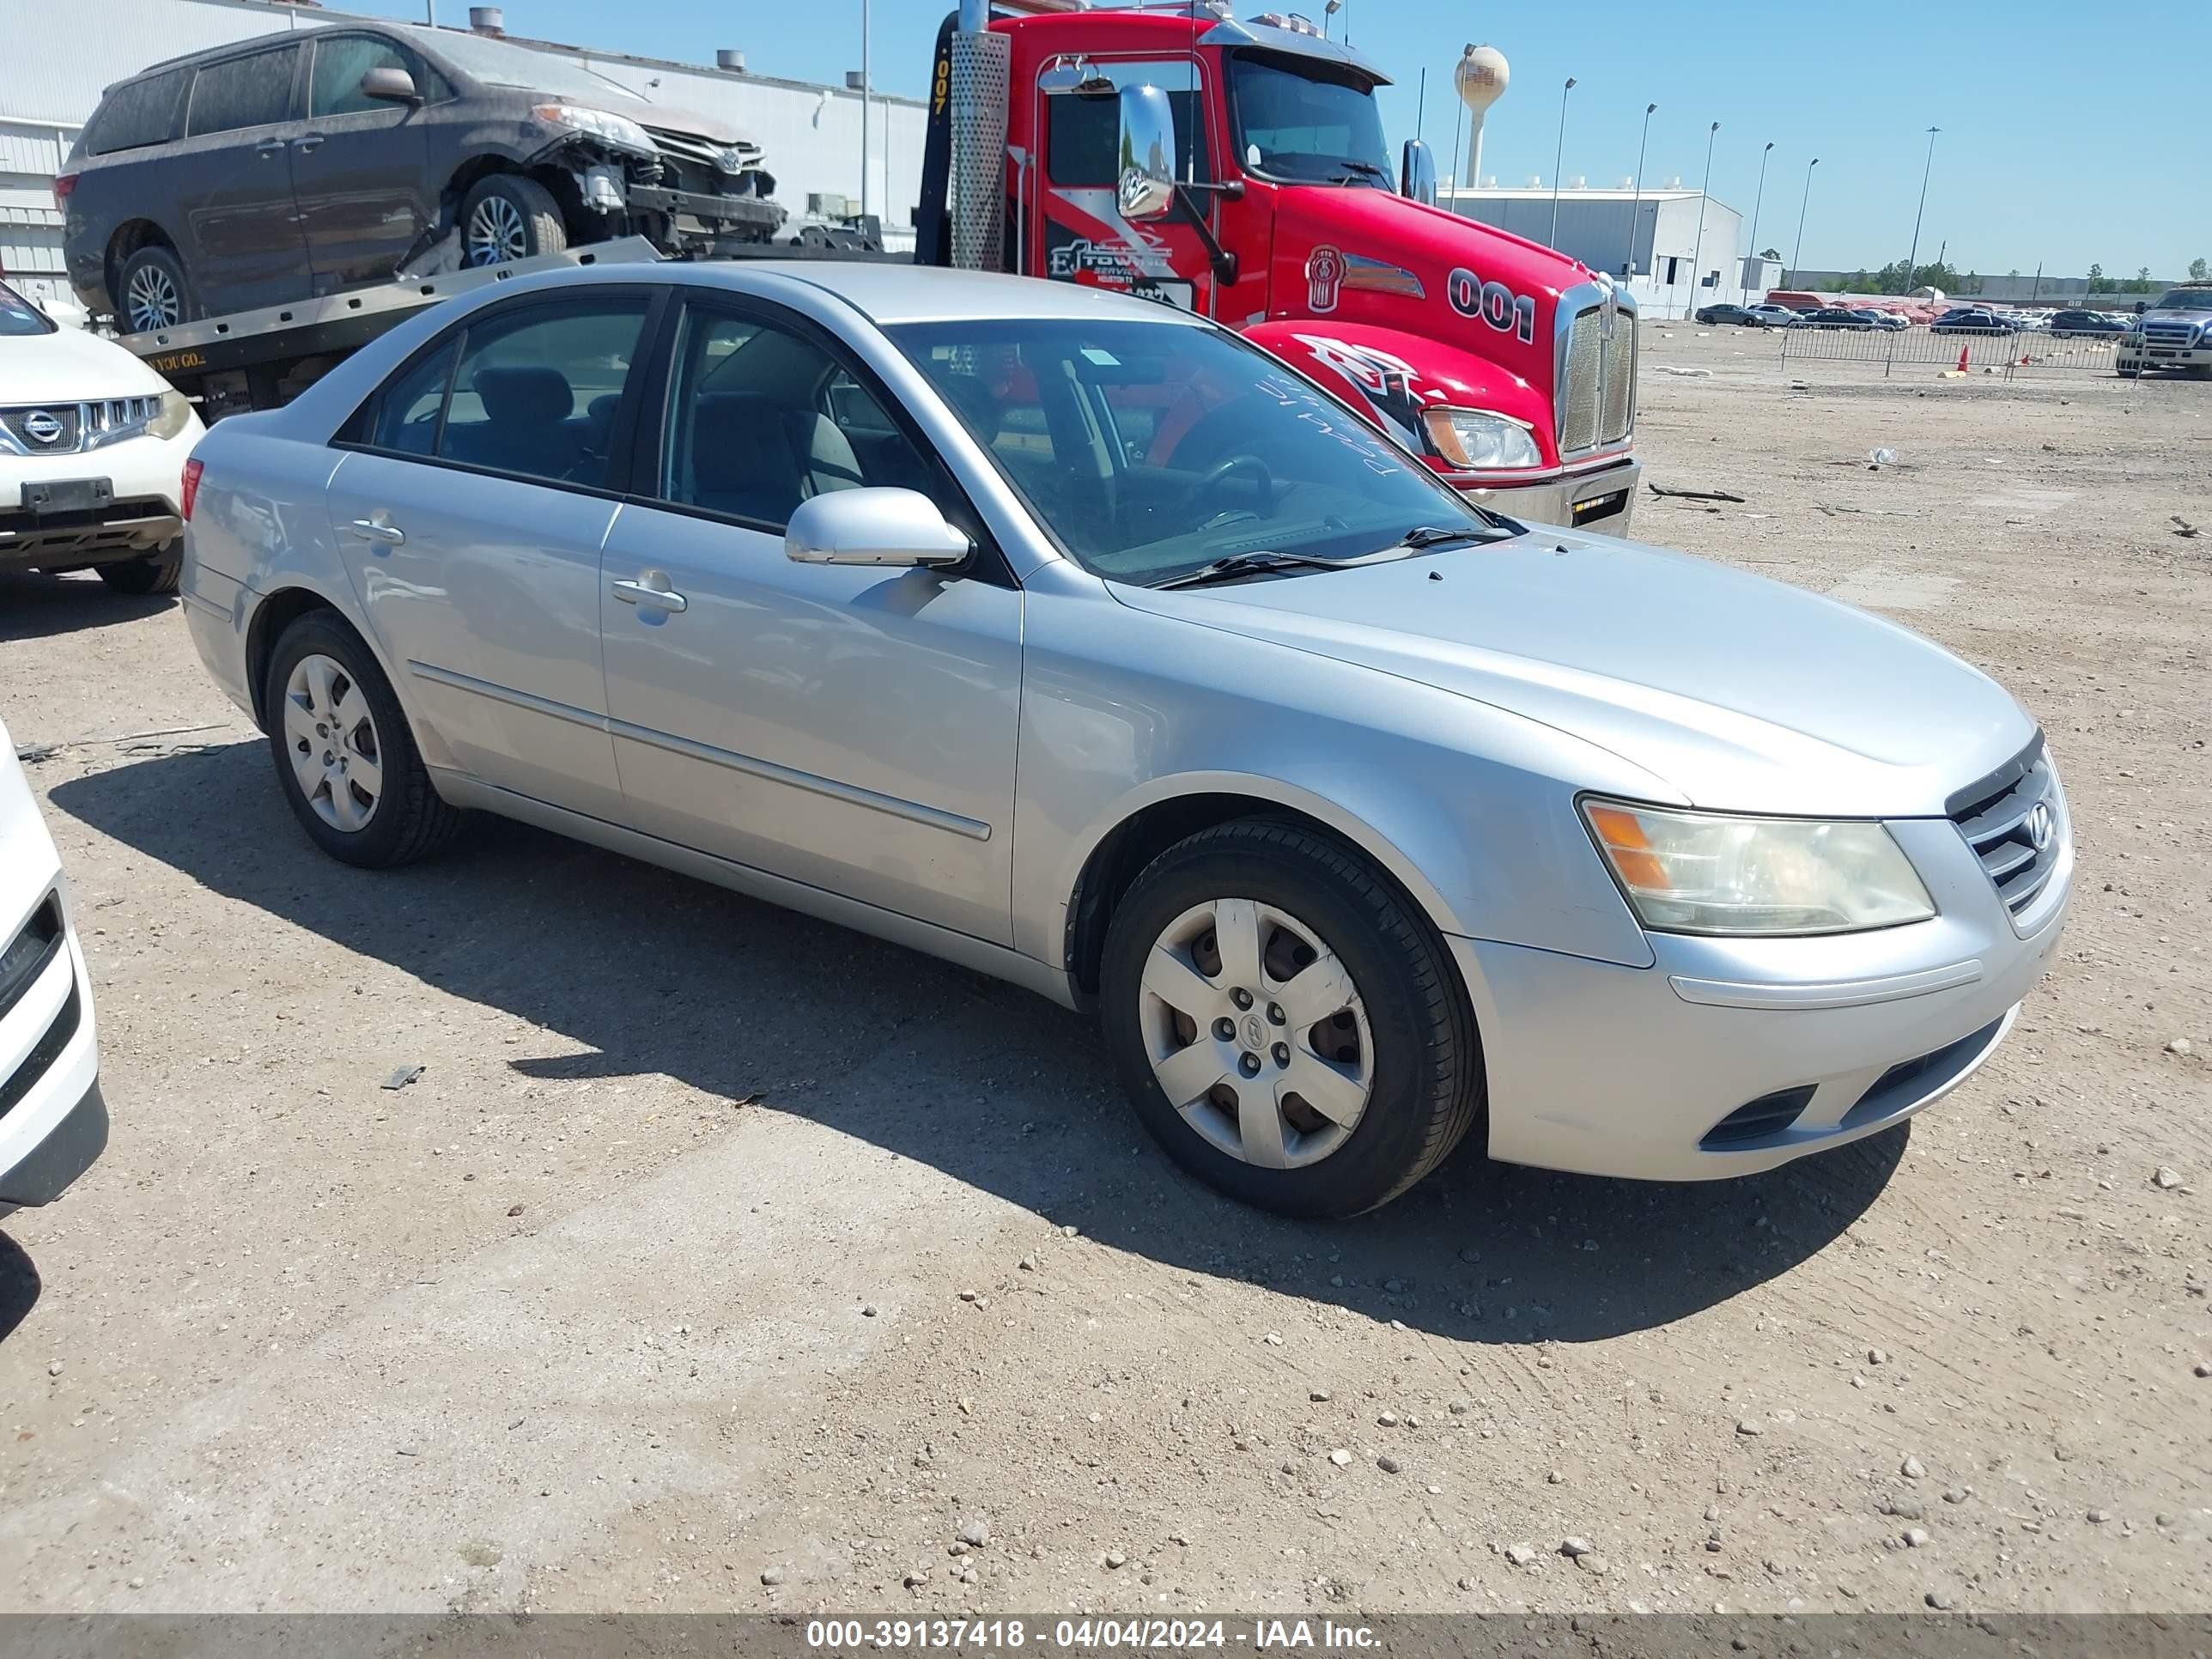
<box><xmin>1</xmin><ymin>327</ymin><xmax>2206</xmax><ymax>1618</ymax></box>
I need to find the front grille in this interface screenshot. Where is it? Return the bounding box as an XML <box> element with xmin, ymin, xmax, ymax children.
<box><xmin>1948</xmin><ymin>738</ymin><xmax>2063</xmax><ymax>917</ymax></box>
<box><xmin>0</xmin><ymin>397</ymin><xmax>161</xmax><ymax>457</ymax></box>
<box><xmin>1557</xmin><ymin>302</ymin><xmax>1637</xmax><ymax>456</ymax></box>
<box><xmin>643</xmin><ymin>127</ymin><xmax>761</xmax><ymax>198</ymax></box>
<box><xmin>0</xmin><ymin>983</ymin><xmax>79</xmax><ymax>1125</ymax></box>
<box><xmin>0</xmin><ymin>896</ymin><xmax>63</xmax><ymax>1024</ymax></box>
<box><xmin>2142</xmin><ymin>320</ymin><xmax>2200</xmax><ymax>348</ymax></box>
<box><xmin>1701</xmin><ymin>1085</ymin><xmax>1814</xmax><ymax>1148</ymax></box>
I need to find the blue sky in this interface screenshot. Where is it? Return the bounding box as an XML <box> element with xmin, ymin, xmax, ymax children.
<box><xmin>362</xmin><ymin>0</ymin><xmax>2194</xmax><ymax>280</ymax></box>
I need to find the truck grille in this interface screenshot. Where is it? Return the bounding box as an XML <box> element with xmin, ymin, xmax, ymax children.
<box><xmin>1948</xmin><ymin>738</ymin><xmax>2063</xmax><ymax>918</ymax></box>
<box><xmin>1557</xmin><ymin>301</ymin><xmax>1637</xmax><ymax>456</ymax></box>
<box><xmin>2141</xmin><ymin>320</ymin><xmax>2200</xmax><ymax>348</ymax></box>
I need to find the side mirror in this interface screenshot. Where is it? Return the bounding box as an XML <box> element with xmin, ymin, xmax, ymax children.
<box><xmin>1400</xmin><ymin>138</ymin><xmax>1437</xmax><ymax>206</ymax></box>
<box><xmin>1115</xmin><ymin>84</ymin><xmax>1177</xmax><ymax>223</ymax></box>
<box><xmin>362</xmin><ymin>66</ymin><xmax>420</xmax><ymax>105</ymax></box>
<box><xmin>786</xmin><ymin>488</ymin><xmax>970</xmax><ymax>570</ymax></box>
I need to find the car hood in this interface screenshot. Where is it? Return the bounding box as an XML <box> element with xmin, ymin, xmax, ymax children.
<box><xmin>1110</xmin><ymin>532</ymin><xmax>2035</xmax><ymax>817</ymax></box>
<box><xmin>0</xmin><ymin>323</ymin><xmax>169</xmax><ymax>403</ymax></box>
<box><xmin>636</xmin><ymin>103</ymin><xmax>759</xmax><ymax>150</ymax></box>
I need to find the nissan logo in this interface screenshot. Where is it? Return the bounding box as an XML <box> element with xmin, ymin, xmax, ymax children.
<box><xmin>22</xmin><ymin>409</ymin><xmax>64</xmax><ymax>446</ymax></box>
<box><xmin>2026</xmin><ymin>801</ymin><xmax>2055</xmax><ymax>853</ymax></box>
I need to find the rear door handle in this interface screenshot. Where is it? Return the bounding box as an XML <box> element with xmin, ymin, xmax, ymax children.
<box><xmin>611</xmin><ymin>576</ymin><xmax>688</xmax><ymax>613</ymax></box>
<box><xmin>256</xmin><ymin>137</ymin><xmax>287</xmax><ymax>156</ymax></box>
<box><xmin>349</xmin><ymin>517</ymin><xmax>405</xmax><ymax>545</ymax></box>
<box><xmin>294</xmin><ymin>135</ymin><xmax>324</xmax><ymax>154</ymax></box>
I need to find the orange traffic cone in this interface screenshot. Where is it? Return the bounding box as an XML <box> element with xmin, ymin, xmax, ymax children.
<box><xmin>1955</xmin><ymin>344</ymin><xmax>1970</xmax><ymax>373</ymax></box>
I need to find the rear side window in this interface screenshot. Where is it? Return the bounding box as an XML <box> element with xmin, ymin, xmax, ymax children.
<box><xmin>188</xmin><ymin>46</ymin><xmax>300</xmax><ymax>137</ymax></box>
<box><xmin>84</xmin><ymin>69</ymin><xmax>189</xmax><ymax>155</ymax></box>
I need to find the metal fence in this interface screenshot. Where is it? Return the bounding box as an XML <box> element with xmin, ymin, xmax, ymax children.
<box><xmin>1775</xmin><ymin>319</ymin><xmax>2129</xmax><ymax>380</ymax></box>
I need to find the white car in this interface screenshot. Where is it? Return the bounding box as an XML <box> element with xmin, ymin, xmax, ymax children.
<box><xmin>1</xmin><ymin>278</ymin><xmax>203</xmax><ymax>595</ymax></box>
<box><xmin>0</xmin><ymin>718</ymin><xmax>106</xmax><ymax>1218</ymax></box>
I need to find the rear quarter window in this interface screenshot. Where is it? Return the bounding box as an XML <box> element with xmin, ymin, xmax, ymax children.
<box><xmin>83</xmin><ymin>68</ymin><xmax>189</xmax><ymax>155</ymax></box>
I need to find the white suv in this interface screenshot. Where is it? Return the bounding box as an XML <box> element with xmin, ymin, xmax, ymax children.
<box><xmin>1</xmin><ymin>279</ymin><xmax>203</xmax><ymax>595</ymax></box>
<box><xmin>0</xmin><ymin>719</ymin><xmax>106</xmax><ymax>1218</ymax></box>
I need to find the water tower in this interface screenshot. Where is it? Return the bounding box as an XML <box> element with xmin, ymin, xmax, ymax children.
<box><xmin>1454</xmin><ymin>45</ymin><xmax>1509</xmax><ymax>200</ymax></box>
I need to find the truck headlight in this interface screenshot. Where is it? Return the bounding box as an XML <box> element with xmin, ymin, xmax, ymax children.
<box><xmin>1422</xmin><ymin>407</ymin><xmax>1543</xmax><ymax>471</ymax></box>
<box><xmin>531</xmin><ymin>104</ymin><xmax>655</xmax><ymax>155</ymax></box>
<box><xmin>1581</xmin><ymin>799</ymin><xmax>1936</xmax><ymax>936</ymax></box>
<box><xmin>147</xmin><ymin>390</ymin><xmax>194</xmax><ymax>441</ymax></box>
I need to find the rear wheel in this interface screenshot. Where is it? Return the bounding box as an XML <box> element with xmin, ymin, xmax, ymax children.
<box><xmin>1100</xmin><ymin>818</ymin><xmax>1483</xmax><ymax>1218</ymax></box>
<box><xmin>460</xmin><ymin>174</ymin><xmax>567</xmax><ymax>266</ymax></box>
<box><xmin>94</xmin><ymin>543</ymin><xmax>180</xmax><ymax>595</ymax></box>
<box><xmin>262</xmin><ymin>612</ymin><xmax>461</xmax><ymax>867</ymax></box>
<box><xmin>117</xmin><ymin>245</ymin><xmax>190</xmax><ymax>332</ymax></box>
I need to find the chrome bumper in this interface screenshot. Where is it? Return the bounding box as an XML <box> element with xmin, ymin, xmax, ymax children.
<box><xmin>1456</xmin><ymin>456</ymin><xmax>1641</xmax><ymax>535</ymax></box>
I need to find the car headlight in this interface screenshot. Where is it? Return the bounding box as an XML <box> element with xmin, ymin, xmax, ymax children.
<box><xmin>531</xmin><ymin>103</ymin><xmax>654</xmax><ymax>155</ymax></box>
<box><xmin>147</xmin><ymin>390</ymin><xmax>194</xmax><ymax>441</ymax></box>
<box><xmin>1422</xmin><ymin>407</ymin><xmax>1543</xmax><ymax>471</ymax></box>
<box><xmin>1581</xmin><ymin>799</ymin><xmax>1936</xmax><ymax>936</ymax></box>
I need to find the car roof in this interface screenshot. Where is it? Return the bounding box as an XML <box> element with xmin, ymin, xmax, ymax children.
<box><xmin>110</xmin><ymin>21</ymin><xmax>364</xmax><ymax>85</ymax></box>
<box><xmin>638</xmin><ymin>259</ymin><xmax>1218</xmax><ymax>328</ymax></box>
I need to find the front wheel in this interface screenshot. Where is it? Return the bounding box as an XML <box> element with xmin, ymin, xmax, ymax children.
<box><xmin>94</xmin><ymin>544</ymin><xmax>180</xmax><ymax>595</ymax></box>
<box><xmin>1100</xmin><ymin>819</ymin><xmax>1483</xmax><ymax>1218</ymax></box>
<box><xmin>460</xmin><ymin>174</ymin><xmax>568</xmax><ymax>267</ymax></box>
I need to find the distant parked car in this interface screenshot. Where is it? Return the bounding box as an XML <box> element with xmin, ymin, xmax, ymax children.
<box><xmin>1694</xmin><ymin>303</ymin><xmax>1763</xmax><ymax>326</ymax></box>
<box><xmin>1802</xmin><ymin>307</ymin><xmax>1881</xmax><ymax>330</ymax></box>
<box><xmin>1866</xmin><ymin>311</ymin><xmax>1910</xmax><ymax>331</ymax></box>
<box><xmin>1745</xmin><ymin>304</ymin><xmax>1799</xmax><ymax>328</ymax></box>
<box><xmin>60</xmin><ymin>21</ymin><xmax>781</xmax><ymax>330</ymax></box>
<box><xmin>1932</xmin><ymin>309</ymin><xmax>2015</xmax><ymax>335</ymax></box>
<box><xmin>2047</xmin><ymin>310</ymin><xmax>2125</xmax><ymax>339</ymax></box>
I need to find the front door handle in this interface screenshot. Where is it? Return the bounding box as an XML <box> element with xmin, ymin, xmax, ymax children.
<box><xmin>256</xmin><ymin>137</ymin><xmax>287</xmax><ymax>156</ymax></box>
<box><xmin>611</xmin><ymin>575</ymin><xmax>688</xmax><ymax>614</ymax></box>
<box><xmin>349</xmin><ymin>517</ymin><xmax>405</xmax><ymax>545</ymax></box>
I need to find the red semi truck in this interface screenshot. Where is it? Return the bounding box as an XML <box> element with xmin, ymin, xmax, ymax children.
<box><xmin>125</xmin><ymin>3</ymin><xmax>1639</xmax><ymax>532</ymax></box>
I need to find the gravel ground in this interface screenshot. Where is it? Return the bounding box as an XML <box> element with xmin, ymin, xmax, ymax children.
<box><xmin>0</xmin><ymin>326</ymin><xmax>2205</xmax><ymax>1617</ymax></box>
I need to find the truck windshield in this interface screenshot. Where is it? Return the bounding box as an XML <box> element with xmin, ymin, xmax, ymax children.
<box><xmin>2152</xmin><ymin>289</ymin><xmax>2212</xmax><ymax>312</ymax></box>
<box><xmin>1228</xmin><ymin>51</ymin><xmax>1392</xmax><ymax>186</ymax></box>
<box><xmin>889</xmin><ymin>316</ymin><xmax>1500</xmax><ymax>587</ymax></box>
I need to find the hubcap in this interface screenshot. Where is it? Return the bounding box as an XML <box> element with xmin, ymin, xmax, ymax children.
<box><xmin>282</xmin><ymin>653</ymin><xmax>383</xmax><ymax>833</ymax></box>
<box><xmin>465</xmin><ymin>195</ymin><xmax>529</xmax><ymax>265</ymax></box>
<box><xmin>1139</xmin><ymin>898</ymin><xmax>1373</xmax><ymax>1170</ymax></box>
<box><xmin>125</xmin><ymin>264</ymin><xmax>179</xmax><ymax>332</ymax></box>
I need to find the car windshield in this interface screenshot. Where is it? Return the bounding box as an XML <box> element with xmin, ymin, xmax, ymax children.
<box><xmin>404</xmin><ymin>27</ymin><xmax>648</xmax><ymax>102</ymax></box>
<box><xmin>2153</xmin><ymin>289</ymin><xmax>2212</xmax><ymax>312</ymax></box>
<box><xmin>889</xmin><ymin>316</ymin><xmax>1503</xmax><ymax>587</ymax></box>
<box><xmin>1228</xmin><ymin>51</ymin><xmax>1391</xmax><ymax>185</ymax></box>
<box><xmin>0</xmin><ymin>282</ymin><xmax>55</xmax><ymax>337</ymax></box>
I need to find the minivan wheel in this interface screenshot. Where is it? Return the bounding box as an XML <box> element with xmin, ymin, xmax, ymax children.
<box><xmin>1100</xmin><ymin>819</ymin><xmax>1484</xmax><ymax>1218</ymax></box>
<box><xmin>118</xmin><ymin>246</ymin><xmax>190</xmax><ymax>332</ymax></box>
<box><xmin>263</xmin><ymin>613</ymin><xmax>461</xmax><ymax>868</ymax></box>
<box><xmin>460</xmin><ymin>175</ymin><xmax>568</xmax><ymax>266</ymax></box>
<box><xmin>94</xmin><ymin>544</ymin><xmax>180</xmax><ymax>595</ymax></box>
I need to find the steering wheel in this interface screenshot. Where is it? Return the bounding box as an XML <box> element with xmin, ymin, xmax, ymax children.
<box><xmin>1180</xmin><ymin>453</ymin><xmax>1273</xmax><ymax>517</ymax></box>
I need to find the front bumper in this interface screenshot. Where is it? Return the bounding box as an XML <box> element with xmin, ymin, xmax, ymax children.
<box><xmin>1455</xmin><ymin>455</ymin><xmax>1640</xmax><ymax>535</ymax></box>
<box><xmin>1450</xmin><ymin>812</ymin><xmax>2071</xmax><ymax>1182</ymax></box>
<box><xmin>2117</xmin><ymin>337</ymin><xmax>2211</xmax><ymax>370</ymax></box>
<box><xmin>1</xmin><ymin>426</ymin><xmax>193</xmax><ymax>568</ymax></box>
<box><xmin>624</xmin><ymin>183</ymin><xmax>783</xmax><ymax>240</ymax></box>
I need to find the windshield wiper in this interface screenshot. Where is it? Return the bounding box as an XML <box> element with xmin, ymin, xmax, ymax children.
<box><xmin>1152</xmin><ymin>549</ymin><xmax>1399</xmax><ymax>591</ymax></box>
<box><xmin>1393</xmin><ymin>524</ymin><xmax>1498</xmax><ymax>550</ymax></box>
<box><xmin>1326</xmin><ymin>160</ymin><xmax>1392</xmax><ymax>185</ymax></box>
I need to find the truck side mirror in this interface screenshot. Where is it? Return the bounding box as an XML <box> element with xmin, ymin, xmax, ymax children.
<box><xmin>1116</xmin><ymin>84</ymin><xmax>1177</xmax><ymax>223</ymax></box>
<box><xmin>362</xmin><ymin>66</ymin><xmax>421</xmax><ymax>105</ymax></box>
<box><xmin>1400</xmin><ymin>139</ymin><xmax>1437</xmax><ymax>206</ymax></box>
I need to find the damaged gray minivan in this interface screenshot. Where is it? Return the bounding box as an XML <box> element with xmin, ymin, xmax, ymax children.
<box><xmin>60</xmin><ymin>22</ymin><xmax>781</xmax><ymax>331</ymax></box>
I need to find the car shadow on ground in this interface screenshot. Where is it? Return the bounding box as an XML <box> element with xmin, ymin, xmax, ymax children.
<box><xmin>0</xmin><ymin>1234</ymin><xmax>42</xmax><ymax>1346</ymax></box>
<box><xmin>52</xmin><ymin>741</ymin><xmax>1909</xmax><ymax>1346</ymax></box>
<box><xmin>0</xmin><ymin>570</ymin><xmax>173</xmax><ymax>643</ymax></box>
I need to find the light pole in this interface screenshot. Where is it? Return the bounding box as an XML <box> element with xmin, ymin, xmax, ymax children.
<box><xmin>1628</xmin><ymin>101</ymin><xmax>1656</xmax><ymax>285</ymax></box>
<box><xmin>860</xmin><ymin>0</ymin><xmax>872</xmax><ymax>227</ymax></box>
<box><xmin>1787</xmin><ymin>156</ymin><xmax>1818</xmax><ymax>287</ymax></box>
<box><xmin>1902</xmin><ymin>125</ymin><xmax>1939</xmax><ymax>294</ymax></box>
<box><xmin>1547</xmin><ymin>76</ymin><xmax>1576</xmax><ymax>248</ymax></box>
<box><xmin>1687</xmin><ymin>119</ymin><xmax>1717</xmax><ymax>319</ymax></box>
<box><xmin>1746</xmin><ymin>139</ymin><xmax>1773</xmax><ymax>297</ymax></box>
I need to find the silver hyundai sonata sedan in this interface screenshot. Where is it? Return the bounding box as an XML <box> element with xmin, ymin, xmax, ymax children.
<box><xmin>178</xmin><ymin>261</ymin><xmax>2071</xmax><ymax>1217</ymax></box>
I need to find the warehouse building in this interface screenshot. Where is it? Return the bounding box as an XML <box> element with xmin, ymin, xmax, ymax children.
<box><xmin>0</xmin><ymin>0</ymin><xmax>927</xmax><ymax>316</ymax></box>
<box><xmin>1441</xmin><ymin>185</ymin><xmax>1754</xmax><ymax>319</ymax></box>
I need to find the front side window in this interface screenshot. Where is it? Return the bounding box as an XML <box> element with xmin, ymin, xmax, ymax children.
<box><xmin>890</xmin><ymin>316</ymin><xmax>1498</xmax><ymax>586</ymax></box>
<box><xmin>1228</xmin><ymin>50</ymin><xmax>1390</xmax><ymax>185</ymax></box>
<box><xmin>1045</xmin><ymin>86</ymin><xmax>1207</xmax><ymax>186</ymax></box>
<box><xmin>188</xmin><ymin>46</ymin><xmax>300</xmax><ymax>137</ymax></box>
<box><xmin>655</xmin><ymin>307</ymin><xmax>933</xmax><ymax>527</ymax></box>
<box><xmin>311</xmin><ymin>36</ymin><xmax>444</xmax><ymax>118</ymax></box>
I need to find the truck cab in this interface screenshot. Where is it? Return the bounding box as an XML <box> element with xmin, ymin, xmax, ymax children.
<box><xmin>947</xmin><ymin>5</ymin><xmax>1639</xmax><ymax>531</ymax></box>
<box><xmin>2116</xmin><ymin>284</ymin><xmax>2212</xmax><ymax>377</ymax></box>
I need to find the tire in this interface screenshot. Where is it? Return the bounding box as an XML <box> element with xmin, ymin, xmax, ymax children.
<box><xmin>94</xmin><ymin>543</ymin><xmax>181</xmax><ymax>595</ymax></box>
<box><xmin>116</xmin><ymin>244</ymin><xmax>191</xmax><ymax>333</ymax></box>
<box><xmin>459</xmin><ymin>174</ymin><xmax>568</xmax><ymax>267</ymax></box>
<box><xmin>1099</xmin><ymin>817</ymin><xmax>1483</xmax><ymax>1218</ymax></box>
<box><xmin>261</xmin><ymin>611</ymin><xmax>461</xmax><ymax>868</ymax></box>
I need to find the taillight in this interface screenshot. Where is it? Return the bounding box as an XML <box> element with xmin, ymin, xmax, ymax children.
<box><xmin>180</xmin><ymin>458</ymin><xmax>203</xmax><ymax>521</ymax></box>
<box><xmin>52</xmin><ymin>173</ymin><xmax>77</xmax><ymax>202</ymax></box>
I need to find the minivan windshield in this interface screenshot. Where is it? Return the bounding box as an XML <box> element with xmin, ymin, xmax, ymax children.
<box><xmin>890</xmin><ymin>316</ymin><xmax>1505</xmax><ymax>587</ymax></box>
<box><xmin>404</xmin><ymin>27</ymin><xmax>648</xmax><ymax>103</ymax></box>
<box><xmin>1228</xmin><ymin>51</ymin><xmax>1392</xmax><ymax>185</ymax></box>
